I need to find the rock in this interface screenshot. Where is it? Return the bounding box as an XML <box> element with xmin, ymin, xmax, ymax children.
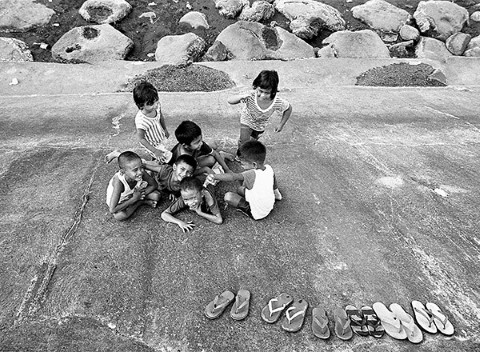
<box><xmin>239</xmin><ymin>1</ymin><xmax>275</xmax><ymax>22</ymax></box>
<box><xmin>445</xmin><ymin>32</ymin><xmax>471</xmax><ymax>55</ymax></box>
<box><xmin>413</xmin><ymin>1</ymin><xmax>469</xmax><ymax>41</ymax></box>
<box><xmin>399</xmin><ymin>24</ymin><xmax>420</xmax><ymax>41</ymax></box>
<box><xmin>318</xmin><ymin>29</ymin><xmax>390</xmax><ymax>58</ymax></box>
<box><xmin>427</xmin><ymin>68</ymin><xmax>447</xmax><ymax>85</ymax></box>
<box><xmin>351</xmin><ymin>0</ymin><xmax>411</xmax><ymax>33</ymax></box>
<box><xmin>155</xmin><ymin>33</ymin><xmax>206</xmax><ymax>66</ymax></box>
<box><xmin>0</xmin><ymin>0</ymin><xmax>55</xmax><ymax>32</ymax></box>
<box><xmin>470</xmin><ymin>11</ymin><xmax>480</xmax><ymax>22</ymax></box>
<box><xmin>380</xmin><ymin>33</ymin><xmax>398</xmax><ymax>42</ymax></box>
<box><xmin>415</xmin><ymin>36</ymin><xmax>453</xmax><ymax>62</ymax></box>
<box><xmin>203</xmin><ymin>41</ymin><xmax>230</xmax><ymax>61</ymax></box>
<box><xmin>214</xmin><ymin>20</ymin><xmax>315</xmax><ymax>60</ymax></box>
<box><xmin>214</xmin><ymin>0</ymin><xmax>249</xmax><ymax>18</ymax></box>
<box><xmin>51</xmin><ymin>24</ymin><xmax>133</xmax><ymax>63</ymax></box>
<box><xmin>79</xmin><ymin>0</ymin><xmax>132</xmax><ymax>24</ymax></box>
<box><xmin>388</xmin><ymin>40</ymin><xmax>414</xmax><ymax>58</ymax></box>
<box><xmin>274</xmin><ymin>0</ymin><xmax>346</xmax><ymax>39</ymax></box>
<box><xmin>464</xmin><ymin>35</ymin><xmax>480</xmax><ymax>57</ymax></box>
<box><xmin>179</xmin><ymin>11</ymin><xmax>210</xmax><ymax>29</ymax></box>
<box><xmin>0</xmin><ymin>37</ymin><xmax>33</xmax><ymax>62</ymax></box>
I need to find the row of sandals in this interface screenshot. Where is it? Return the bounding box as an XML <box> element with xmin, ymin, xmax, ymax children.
<box><xmin>204</xmin><ymin>290</ymin><xmax>455</xmax><ymax>343</ymax></box>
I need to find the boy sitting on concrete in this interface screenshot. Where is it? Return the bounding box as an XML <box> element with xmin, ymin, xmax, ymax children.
<box><xmin>205</xmin><ymin>140</ymin><xmax>282</xmax><ymax>220</ymax></box>
<box><xmin>106</xmin><ymin>151</ymin><xmax>160</xmax><ymax>221</ymax></box>
<box><xmin>161</xmin><ymin>177</ymin><xmax>223</xmax><ymax>232</ymax></box>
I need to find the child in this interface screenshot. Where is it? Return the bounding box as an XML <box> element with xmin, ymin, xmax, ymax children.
<box><xmin>168</xmin><ymin>120</ymin><xmax>231</xmax><ymax>175</ymax></box>
<box><xmin>143</xmin><ymin>154</ymin><xmax>197</xmax><ymax>200</ymax></box>
<box><xmin>228</xmin><ymin>70</ymin><xmax>293</xmax><ymax>157</ymax></box>
<box><xmin>134</xmin><ymin>81</ymin><xmax>172</xmax><ymax>163</ymax></box>
<box><xmin>106</xmin><ymin>151</ymin><xmax>161</xmax><ymax>221</ymax></box>
<box><xmin>161</xmin><ymin>177</ymin><xmax>223</xmax><ymax>232</ymax></box>
<box><xmin>205</xmin><ymin>140</ymin><xmax>282</xmax><ymax>220</ymax></box>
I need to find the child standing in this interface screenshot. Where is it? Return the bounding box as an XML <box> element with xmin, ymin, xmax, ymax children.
<box><xmin>206</xmin><ymin>141</ymin><xmax>282</xmax><ymax>220</ymax></box>
<box><xmin>106</xmin><ymin>151</ymin><xmax>161</xmax><ymax>221</ymax></box>
<box><xmin>228</xmin><ymin>70</ymin><xmax>292</xmax><ymax>157</ymax></box>
<box><xmin>134</xmin><ymin>81</ymin><xmax>172</xmax><ymax>163</ymax></box>
<box><xmin>161</xmin><ymin>177</ymin><xmax>223</xmax><ymax>232</ymax></box>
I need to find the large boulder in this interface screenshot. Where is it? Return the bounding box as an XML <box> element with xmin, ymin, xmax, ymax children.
<box><xmin>79</xmin><ymin>0</ymin><xmax>132</xmax><ymax>24</ymax></box>
<box><xmin>274</xmin><ymin>0</ymin><xmax>346</xmax><ymax>39</ymax></box>
<box><xmin>0</xmin><ymin>0</ymin><xmax>55</xmax><ymax>32</ymax></box>
<box><xmin>464</xmin><ymin>35</ymin><xmax>480</xmax><ymax>57</ymax></box>
<box><xmin>445</xmin><ymin>32</ymin><xmax>471</xmax><ymax>56</ymax></box>
<box><xmin>155</xmin><ymin>33</ymin><xmax>206</xmax><ymax>66</ymax></box>
<box><xmin>51</xmin><ymin>24</ymin><xmax>133</xmax><ymax>63</ymax></box>
<box><xmin>413</xmin><ymin>1</ymin><xmax>469</xmax><ymax>41</ymax></box>
<box><xmin>317</xmin><ymin>29</ymin><xmax>390</xmax><ymax>58</ymax></box>
<box><xmin>214</xmin><ymin>20</ymin><xmax>315</xmax><ymax>60</ymax></box>
<box><xmin>214</xmin><ymin>0</ymin><xmax>249</xmax><ymax>18</ymax></box>
<box><xmin>351</xmin><ymin>0</ymin><xmax>411</xmax><ymax>33</ymax></box>
<box><xmin>179</xmin><ymin>11</ymin><xmax>210</xmax><ymax>29</ymax></box>
<box><xmin>239</xmin><ymin>1</ymin><xmax>275</xmax><ymax>22</ymax></box>
<box><xmin>415</xmin><ymin>36</ymin><xmax>453</xmax><ymax>62</ymax></box>
<box><xmin>0</xmin><ymin>37</ymin><xmax>33</xmax><ymax>62</ymax></box>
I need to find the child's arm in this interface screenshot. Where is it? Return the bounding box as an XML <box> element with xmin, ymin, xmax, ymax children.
<box><xmin>274</xmin><ymin>105</ymin><xmax>293</xmax><ymax>133</ymax></box>
<box><xmin>194</xmin><ymin>207</ymin><xmax>223</xmax><ymax>224</ymax></box>
<box><xmin>142</xmin><ymin>171</ymin><xmax>158</xmax><ymax>195</ymax></box>
<box><xmin>227</xmin><ymin>91</ymin><xmax>251</xmax><ymax>105</ymax></box>
<box><xmin>194</xmin><ymin>190</ymin><xmax>223</xmax><ymax>224</ymax></box>
<box><xmin>159</xmin><ymin>111</ymin><xmax>169</xmax><ymax>139</ymax></box>
<box><xmin>161</xmin><ymin>200</ymin><xmax>195</xmax><ymax>232</ymax></box>
<box><xmin>108</xmin><ymin>178</ymin><xmax>144</xmax><ymax>214</ymax></box>
<box><xmin>136</xmin><ymin>128</ymin><xmax>166</xmax><ymax>162</ymax></box>
<box><xmin>205</xmin><ymin>172</ymin><xmax>244</xmax><ymax>185</ymax></box>
<box><xmin>211</xmin><ymin>149</ymin><xmax>232</xmax><ymax>173</ymax></box>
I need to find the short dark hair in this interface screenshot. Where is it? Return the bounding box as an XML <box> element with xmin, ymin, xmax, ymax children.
<box><xmin>133</xmin><ymin>81</ymin><xmax>159</xmax><ymax>109</ymax></box>
<box><xmin>239</xmin><ymin>140</ymin><xmax>266</xmax><ymax>164</ymax></box>
<box><xmin>179</xmin><ymin>176</ymin><xmax>203</xmax><ymax>193</ymax></box>
<box><xmin>253</xmin><ymin>70</ymin><xmax>279</xmax><ymax>99</ymax></box>
<box><xmin>118</xmin><ymin>151</ymin><xmax>141</xmax><ymax>169</ymax></box>
<box><xmin>175</xmin><ymin>154</ymin><xmax>197</xmax><ymax>170</ymax></box>
<box><xmin>175</xmin><ymin>120</ymin><xmax>202</xmax><ymax>145</ymax></box>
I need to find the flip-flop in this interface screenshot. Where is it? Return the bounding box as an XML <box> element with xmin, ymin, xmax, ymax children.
<box><xmin>361</xmin><ymin>305</ymin><xmax>385</xmax><ymax>338</ymax></box>
<box><xmin>411</xmin><ymin>300</ymin><xmax>437</xmax><ymax>334</ymax></box>
<box><xmin>312</xmin><ymin>306</ymin><xmax>330</xmax><ymax>339</ymax></box>
<box><xmin>281</xmin><ymin>299</ymin><xmax>308</xmax><ymax>332</ymax></box>
<box><xmin>230</xmin><ymin>289</ymin><xmax>251</xmax><ymax>321</ymax></box>
<box><xmin>390</xmin><ymin>303</ymin><xmax>423</xmax><ymax>344</ymax></box>
<box><xmin>426</xmin><ymin>302</ymin><xmax>454</xmax><ymax>336</ymax></box>
<box><xmin>345</xmin><ymin>305</ymin><xmax>369</xmax><ymax>337</ymax></box>
<box><xmin>261</xmin><ymin>293</ymin><xmax>293</xmax><ymax>323</ymax></box>
<box><xmin>372</xmin><ymin>302</ymin><xmax>407</xmax><ymax>340</ymax></box>
<box><xmin>333</xmin><ymin>308</ymin><xmax>353</xmax><ymax>341</ymax></box>
<box><xmin>204</xmin><ymin>290</ymin><xmax>235</xmax><ymax>319</ymax></box>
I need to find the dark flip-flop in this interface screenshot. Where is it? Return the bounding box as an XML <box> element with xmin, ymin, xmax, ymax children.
<box><xmin>230</xmin><ymin>289</ymin><xmax>251</xmax><ymax>321</ymax></box>
<box><xmin>361</xmin><ymin>305</ymin><xmax>385</xmax><ymax>338</ymax></box>
<box><xmin>261</xmin><ymin>293</ymin><xmax>293</xmax><ymax>323</ymax></box>
<box><xmin>204</xmin><ymin>290</ymin><xmax>235</xmax><ymax>319</ymax></box>
<box><xmin>333</xmin><ymin>308</ymin><xmax>353</xmax><ymax>341</ymax></box>
<box><xmin>345</xmin><ymin>305</ymin><xmax>369</xmax><ymax>337</ymax></box>
<box><xmin>281</xmin><ymin>299</ymin><xmax>308</xmax><ymax>332</ymax></box>
<box><xmin>312</xmin><ymin>306</ymin><xmax>330</xmax><ymax>339</ymax></box>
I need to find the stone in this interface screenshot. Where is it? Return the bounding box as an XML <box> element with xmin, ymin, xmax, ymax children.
<box><xmin>179</xmin><ymin>11</ymin><xmax>210</xmax><ymax>29</ymax></box>
<box><xmin>415</xmin><ymin>36</ymin><xmax>453</xmax><ymax>62</ymax></box>
<box><xmin>274</xmin><ymin>0</ymin><xmax>346</xmax><ymax>39</ymax></box>
<box><xmin>470</xmin><ymin>11</ymin><xmax>480</xmax><ymax>22</ymax></box>
<box><xmin>51</xmin><ymin>24</ymin><xmax>133</xmax><ymax>63</ymax></box>
<box><xmin>79</xmin><ymin>0</ymin><xmax>132</xmax><ymax>24</ymax></box>
<box><xmin>445</xmin><ymin>32</ymin><xmax>471</xmax><ymax>55</ymax></box>
<box><xmin>0</xmin><ymin>0</ymin><xmax>55</xmax><ymax>32</ymax></box>
<box><xmin>203</xmin><ymin>41</ymin><xmax>230</xmax><ymax>61</ymax></box>
<box><xmin>388</xmin><ymin>40</ymin><xmax>414</xmax><ymax>58</ymax></box>
<box><xmin>0</xmin><ymin>37</ymin><xmax>33</xmax><ymax>62</ymax></box>
<box><xmin>380</xmin><ymin>33</ymin><xmax>398</xmax><ymax>42</ymax></box>
<box><xmin>464</xmin><ymin>35</ymin><xmax>480</xmax><ymax>57</ymax></box>
<box><xmin>214</xmin><ymin>0</ymin><xmax>249</xmax><ymax>18</ymax></box>
<box><xmin>318</xmin><ymin>29</ymin><xmax>390</xmax><ymax>58</ymax></box>
<box><xmin>427</xmin><ymin>68</ymin><xmax>447</xmax><ymax>85</ymax></box>
<box><xmin>413</xmin><ymin>1</ymin><xmax>469</xmax><ymax>41</ymax></box>
<box><xmin>214</xmin><ymin>20</ymin><xmax>315</xmax><ymax>60</ymax></box>
<box><xmin>399</xmin><ymin>24</ymin><xmax>420</xmax><ymax>41</ymax></box>
<box><xmin>351</xmin><ymin>0</ymin><xmax>412</xmax><ymax>33</ymax></box>
<box><xmin>239</xmin><ymin>1</ymin><xmax>275</xmax><ymax>22</ymax></box>
<box><xmin>155</xmin><ymin>33</ymin><xmax>206</xmax><ymax>66</ymax></box>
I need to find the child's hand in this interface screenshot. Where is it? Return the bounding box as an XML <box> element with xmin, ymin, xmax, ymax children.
<box><xmin>204</xmin><ymin>174</ymin><xmax>216</xmax><ymax>187</ymax></box>
<box><xmin>274</xmin><ymin>125</ymin><xmax>283</xmax><ymax>133</ymax></box>
<box><xmin>178</xmin><ymin>221</ymin><xmax>195</xmax><ymax>232</ymax></box>
<box><xmin>154</xmin><ymin>149</ymin><xmax>166</xmax><ymax>163</ymax></box>
<box><xmin>168</xmin><ymin>193</ymin><xmax>177</xmax><ymax>202</ymax></box>
<box><xmin>165</xmin><ymin>130</ymin><xmax>170</xmax><ymax>139</ymax></box>
<box><xmin>131</xmin><ymin>190</ymin><xmax>145</xmax><ymax>202</ymax></box>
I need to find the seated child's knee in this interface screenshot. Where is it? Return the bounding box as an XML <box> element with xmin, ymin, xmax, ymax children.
<box><xmin>198</xmin><ymin>155</ymin><xmax>215</xmax><ymax>168</ymax></box>
<box><xmin>113</xmin><ymin>212</ymin><xmax>128</xmax><ymax>221</ymax></box>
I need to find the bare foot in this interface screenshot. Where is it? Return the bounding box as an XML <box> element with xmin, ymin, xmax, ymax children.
<box><xmin>105</xmin><ymin>149</ymin><xmax>121</xmax><ymax>164</ymax></box>
<box><xmin>145</xmin><ymin>200</ymin><xmax>157</xmax><ymax>208</ymax></box>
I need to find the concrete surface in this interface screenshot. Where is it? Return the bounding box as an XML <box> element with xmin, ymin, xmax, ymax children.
<box><xmin>1</xmin><ymin>58</ymin><xmax>480</xmax><ymax>351</ymax></box>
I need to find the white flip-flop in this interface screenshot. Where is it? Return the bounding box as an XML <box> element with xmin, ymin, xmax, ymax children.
<box><xmin>390</xmin><ymin>303</ymin><xmax>423</xmax><ymax>344</ymax></box>
<box><xmin>373</xmin><ymin>302</ymin><xmax>407</xmax><ymax>340</ymax></box>
<box><xmin>426</xmin><ymin>302</ymin><xmax>454</xmax><ymax>336</ymax></box>
<box><xmin>411</xmin><ymin>300</ymin><xmax>437</xmax><ymax>334</ymax></box>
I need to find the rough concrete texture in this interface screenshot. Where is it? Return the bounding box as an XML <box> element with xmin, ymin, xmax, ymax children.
<box><xmin>1</xmin><ymin>59</ymin><xmax>480</xmax><ymax>351</ymax></box>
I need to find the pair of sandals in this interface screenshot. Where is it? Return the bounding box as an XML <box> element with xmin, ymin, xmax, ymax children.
<box><xmin>204</xmin><ymin>289</ymin><xmax>251</xmax><ymax>320</ymax></box>
<box><xmin>343</xmin><ymin>305</ymin><xmax>385</xmax><ymax>340</ymax></box>
<box><xmin>260</xmin><ymin>293</ymin><xmax>308</xmax><ymax>333</ymax></box>
<box><xmin>373</xmin><ymin>302</ymin><xmax>423</xmax><ymax>343</ymax></box>
<box><xmin>411</xmin><ymin>300</ymin><xmax>455</xmax><ymax>336</ymax></box>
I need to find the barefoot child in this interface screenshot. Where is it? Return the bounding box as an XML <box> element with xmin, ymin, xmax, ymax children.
<box><xmin>106</xmin><ymin>151</ymin><xmax>160</xmax><ymax>221</ymax></box>
<box><xmin>161</xmin><ymin>177</ymin><xmax>223</xmax><ymax>232</ymax></box>
<box><xmin>228</xmin><ymin>70</ymin><xmax>292</xmax><ymax>157</ymax></box>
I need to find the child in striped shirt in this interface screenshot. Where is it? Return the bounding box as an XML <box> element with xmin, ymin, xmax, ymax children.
<box><xmin>134</xmin><ymin>81</ymin><xmax>172</xmax><ymax>163</ymax></box>
<box><xmin>228</xmin><ymin>70</ymin><xmax>293</xmax><ymax>158</ymax></box>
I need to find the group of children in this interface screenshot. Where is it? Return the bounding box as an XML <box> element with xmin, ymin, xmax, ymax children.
<box><xmin>106</xmin><ymin>70</ymin><xmax>293</xmax><ymax>231</ymax></box>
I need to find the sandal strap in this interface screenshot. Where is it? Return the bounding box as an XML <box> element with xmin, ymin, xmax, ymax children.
<box><xmin>212</xmin><ymin>295</ymin><xmax>229</xmax><ymax>311</ymax></box>
<box><xmin>414</xmin><ymin>307</ymin><xmax>435</xmax><ymax>327</ymax></box>
<box><xmin>285</xmin><ymin>306</ymin><xmax>304</xmax><ymax>324</ymax></box>
<box><xmin>335</xmin><ymin>315</ymin><xmax>350</xmax><ymax>333</ymax></box>
<box><xmin>429</xmin><ymin>310</ymin><xmax>448</xmax><ymax>328</ymax></box>
<box><xmin>234</xmin><ymin>296</ymin><xmax>248</xmax><ymax>314</ymax></box>
<box><xmin>313</xmin><ymin>315</ymin><xmax>328</xmax><ymax>328</ymax></box>
<box><xmin>268</xmin><ymin>298</ymin><xmax>287</xmax><ymax>316</ymax></box>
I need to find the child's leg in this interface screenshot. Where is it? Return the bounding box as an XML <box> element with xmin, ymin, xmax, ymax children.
<box><xmin>113</xmin><ymin>201</ymin><xmax>145</xmax><ymax>221</ymax></box>
<box><xmin>237</xmin><ymin>124</ymin><xmax>253</xmax><ymax>156</ymax></box>
<box><xmin>224</xmin><ymin>186</ymin><xmax>246</xmax><ymax>207</ymax></box>
<box><xmin>145</xmin><ymin>190</ymin><xmax>161</xmax><ymax>207</ymax></box>
<box><xmin>197</xmin><ymin>155</ymin><xmax>216</xmax><ymax>168</ymax></box>
<box><xmin>105</xmin><ymin>149</ymin><xmax>121</xmax><ymax>164</ymax></box>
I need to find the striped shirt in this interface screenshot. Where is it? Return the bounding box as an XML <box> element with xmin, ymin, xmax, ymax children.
<box><xmin>134</xmin><ymin>105</ymin><xmax>167</xmax><ymax>148</ymax></box>
<box><xmin>240</xmin><ymin>92</ymin><xmax>290</xmax><ymax>131</ymax></box>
